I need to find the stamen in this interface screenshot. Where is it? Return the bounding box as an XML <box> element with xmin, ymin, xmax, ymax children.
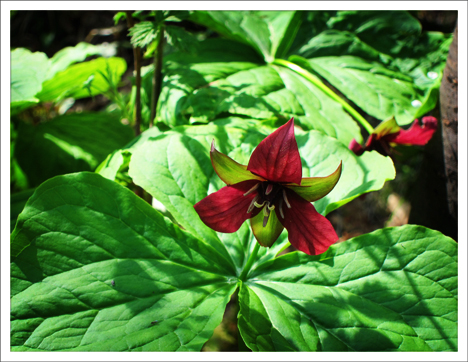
<box><xmin>243</xmin><ymin>182</ymin><xmax>260</xmax><ymax>197</ymax></box>
<box><xmin>254</xmin><ymin>201</ymin><xmax>266</xmax><ymax>208</ymax></box>
<box><xmin>282</xmin><ymin>189</ymin><xmax>291</xmax><ymax>209</ymax></box>
<box><xmin>278</xmin><ymin>198</ymin><xmax>284</xmax><ymax>219</ymax></box>
<box><xmin>247</xmin><ymin>195</ymin><xmax>259</xmax><ymax>213</ymax></box>
<box><xmin>265</xmin><ymin>183</ymin><xmax>274</xmax><ymax>195</ymax></box>
<box><xmin>267</xmin><ymin>203</ymin><xmax>275</xmax><ymax>211</ymax></box>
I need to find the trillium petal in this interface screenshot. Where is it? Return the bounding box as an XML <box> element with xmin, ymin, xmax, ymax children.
<box><xmin>250</xmin><ymin>208</ymin><xmax>284</xmax><ymax>247</ymax></box>
<box><xmin>247</xmin><ymin>117</ymin><xmax>302</xmax><ymax>185</ymax></box>
<box><xmin>210</xmin><ymin>141</ymin><xmax>265</xmax><ymax>185</ymax></box>
<box><xmin>286</xmin><ymin>162</ymin><xmax>342</xmax><ymax>202</ymax></box>
<box><xmin>194</xmin><ymin>180</ymin><xmax>261</xmax><ymax>233</ymax></box>
<box><xmin>349</xmin><ymin>139</ymin><xmax>365</xmax><ymax>156</ymax></box>
<box><xmin>386</xmin><ymin>116</ymin><xmax>437</xmax><ymax>145</ymax></box>
<box><xmin>349</xmin><ymin>133</ymin><xmax>379</xmax><ymax>155</ymax></box>
<box><xmin>279</xmin><ymin>189</ymin><xmax>338</xmax><ymax>255</ymax></box>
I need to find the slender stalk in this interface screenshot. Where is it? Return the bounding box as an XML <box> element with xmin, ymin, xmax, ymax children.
<box><xmin>239</xmin><ymin>242</ymin><xmax>261</xmax><ymax>280</ymax></box>
<box><xmin>272</xmin><ymin>58</ymin><xmax>374</xmax><ymax>134</ymax></box>
<box><xmin>150</xmin><ymin>24</ymin><xmax>164</xmax><ymax>128</ymax></box>
<box><xmin>126</xmin><ymin>11</ymin><xmax>142</xmax><ymax>136</ymax></box>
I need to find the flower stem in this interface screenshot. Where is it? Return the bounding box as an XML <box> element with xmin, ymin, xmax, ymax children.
<box><xmin>239</xmin><ymin>242</ymin><xmax>261</xmax><ymax>280</ymax></box>
<box><xmin>125</xmin><ymin>11</ymin><xmax>142</xmax><ymax>136</ymax></box>
<box><xmin>272</xmin><ymin>58</ymin><xmax>374</xmax><ymax>135</ymax></box>
<box><xmin>150</xmin><ymin>24</ymin><xmax>164</xmax><ymax>128</ymax></box>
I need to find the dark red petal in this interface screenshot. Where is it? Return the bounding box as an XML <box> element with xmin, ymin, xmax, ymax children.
<box><xmin>386</xmin><ymin>116</ymin><xmax>438</xmax><ymax>145</ymax></box>
<box><xmin>278</xmin><ymin>189</ymin><xmax>338</xmax><ymax>255</ymax></box>
<box><xmin>194</xmin><ymin>180</ymin><xmax>261</xmax><ymax>233</ymax></box>
<box><xmin>247</xmin><ymin>117</ymin><xmax>302</xmax><ymax>185</ymax></box>
<box><xmin>349</xmin><ymin>139</ymin><xmax>365</xmax><ymax>156</ymax></box>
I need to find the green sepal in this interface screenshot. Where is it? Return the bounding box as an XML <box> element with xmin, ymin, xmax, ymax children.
<box><xmin>250</xmin><ymin>208</ymin><xmax>284</xmax><ymax>248</ymax></box>
<box><xmin>210</xmin><ymin>140</ymin><xmax>264</xmax><ymax>185</ymax></box>
<box><xmin>287</xmin><ymin>161</ymin><xmax>342</xmax><ymax>202</ymax></box>
<box><xmin>373</xmin><ymin>116</ymin><xmax>401</xmax><ymax>137</ymax></box>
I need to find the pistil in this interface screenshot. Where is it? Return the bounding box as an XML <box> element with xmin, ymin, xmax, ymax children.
<box><xmin>244</xmin><ymin>182</ymin><xmax>286</xmax><ymax>225</ymax></box>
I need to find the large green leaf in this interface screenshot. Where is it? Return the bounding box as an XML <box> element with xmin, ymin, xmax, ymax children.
<box><xmin>306</xmin><ymin>56</ymin><xmax>424</xmax><ymax>125</ymax></box>
<box><xmin>326</xmin><ymin>11</ymin><xmax>422</xmax><ymax>55</ymax></box>
<box><xmin>158</xmin><ymin>39</ymin><xmax>362</xmax><ymax>146</ymax></box>
<box><xmin>12</xmin><ymin>175</ymin><xmax>457</xmax><ymax>352</ymax></box>
<box><xmin>36</xmin><ymin>57</ymin><xmax>126</xmax><ymax>102</ymax></box>
<box><xmin>11</xmin><ymin>172</ymin><xmax>238</xmax><ymax>351</ymax></box>
<box><xmin>181</xmin><ymin>11</ymin><xmax>449</xmax><ymax>131</ymax></box>
<box><xmin>190</xmin><ymin>11</ymin><xmax>302</xmax><ymax>62</ymax></box>
<box><xmin>14</xmin><ymin>112</ymin><xmax>134</xmax><ymax>187</ymax></box>
<box><xmin>10</xmin><ymin>188</ymin><xmax>35</xmax><ymax>232</ymax></box>
<box><xmin>238</xmin><ymin>225</ymin><xmax>457</xmax><ymax>351</ymax></box>
<box><xmin>45</xmin><ymin>42</ymin><xmax>111</xmax><ymax>81</ymax></box>
<box><xmin>293</xmin><ymin>11</ymin><xmax>451</xmax><ymax>125</ymax></box>
<box><xmin>10</xmin><ymin>48</ymin><xmax>50</xmax><ymax>114</ymax></box>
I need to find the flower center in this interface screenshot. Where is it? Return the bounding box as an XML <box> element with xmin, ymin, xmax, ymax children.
<box><xmin>244</xmin><ymin>182</ymin><xmax>291</xmax><ymax>226</ymax></box>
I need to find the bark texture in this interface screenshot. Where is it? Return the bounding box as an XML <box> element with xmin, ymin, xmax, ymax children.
<box><xmin>407</xmin><ymin>23</ymin><xmax>458</xmax><ymax>241</ymax></box>
<box><xmin>439</xmin><ymin>23</ymin><xmax>458</xmax><ymax>227</ymax></box>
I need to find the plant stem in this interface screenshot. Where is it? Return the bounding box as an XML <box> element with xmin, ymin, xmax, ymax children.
<box><xmin>239</xmin><ymin>242</ymin><xmax>260</xmax><ymax>280</ymax></box>
<box><xmin>125</xmin><ymin>11</ymin><xmax>142</xmax><ymax>136</ymax></box>
<box><xmin>272</xmin><ymin>58</ymin><xmax>374</xmax><ymax>135</ymax></box>
<box><xmin>150</xmin><ymin>24</ymin><xmax>164</xmax><ymax>128</ymax></box>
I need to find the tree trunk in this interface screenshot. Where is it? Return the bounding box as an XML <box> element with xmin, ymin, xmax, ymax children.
<box><xmin>407</xmin><ymin>23</ymin><xmax>458</xmax><ymax>241</ymax></box>
<box><xmin>439</xmin><ymin>22</ymin><xmax>458</xmax><ymax>238</ymax></box>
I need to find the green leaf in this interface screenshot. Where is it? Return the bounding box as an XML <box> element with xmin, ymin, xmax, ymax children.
<box><xmin>37</xmin><ymin>57</ymin><xmax>127</xmax><ymax>102</ymax></box>
<box><xmin>159</xmin><ymin>39</ymin><xmax>362</xmax><ymax>145</ymax></box>
<box><xmin>10</xmin><ymin>172</ymin><xmax>238</xmax><ymax>351</ymax></box>
<box><xmin>10</xmin><ymin>189</ymin><xmax>35</xmax><ymax>232</ymax></box>
<box><xmin>307</xmin><ymin>56</ymin><xmax>425</xmax><ymax>125</ymax></box>
<box><xmin>14</xmin><ymin>112</ymin><xmax>134</xmax><ymax>187</ymax></box>
<box><xmin>113</xmin><ymin>11</ymin><xmax>126</xmax><ymax>25</ymax></box>
<box><xmin>95</xmin><ymin>150</ymin><xmax>132</xmax><ymax>182</ymax></box>
<box><xmin>46</xmin><ymin>42</ymin><xmax>111</xmax><ymax>80</ymax></box>
<box><xmin>327</xmin><ymin>11</ymin><xmax>422</xmax><ymax>56</ymax></box>
<box><xmin>10</xmin><ymin>48</ymin><xmax>50</xmax><ymax>113</ymax></box>
<box><xmin>190</xmin><ymin>11</ymin><xmax>302</xmax><ymax>62</ymax></box>
<box><xmin>293</xmin><ymin>11</ymin><xmax>450</xmax><ymax>125</ymax></box>
<box><xmin>165</xmin><ymin>25</ymin><xmax>198</xmax><ymax>53</ymax></box>
<box><xmin>295</xmin><ymin>29</ymin><xmax>383</xmax><ymax>60</ymax></box>
<box><xmin>239</xmin><ymin>225</ymin><xmax>457</xmax><ymax>351</ymax></box>
<box><xmin>129</xmin><ymin>21</ymin><xmax>160</xmax><ymax>48</ymax></box>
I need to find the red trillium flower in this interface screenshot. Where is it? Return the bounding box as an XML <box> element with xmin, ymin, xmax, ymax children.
<box><xmin>349</xmin><ymin>116</ymin><xmax>438</xmax><ymax>156</ymax></box>
<box><xmin>194</xmin><ymin>118</ymin><xmax>342</xmax><ymax>255</ymax></box>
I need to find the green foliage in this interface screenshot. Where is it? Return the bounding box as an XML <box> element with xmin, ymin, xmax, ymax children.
<box><xmin>190</xmin><ymin>11</ymin><xmax>302</xmax><ymax>62</ymax></box>
<box><xmin>11</xmin><ymin>171</ymin><xmax>457</xmax><ymax>351</ymax></box>
<box><xmin>14</xmin><ymin>112</ymin><xmax>134</xmax><ymax>188</ymax></box>
<box><xmin>179</xmin><ymin>11</ymin><xmax>451</xmax><ymax>130</ymax></box>
<box><xmin>10</xmin><ymin>188</ymin><xmax>35</xmax><ymax>232</ymax></box>
<box><xmin>10</xmin><ymin>48</ymin><xmax>49</xmax><ymax>114</ymax></box>
<box><xmin>129</xmin><ymin>21</ymin><xmax>160</xmax><ymax>48</ymax></box>
<box><xmin>10</xmin><ymin>11</ymin><xmax>456</xmax><ymax>352</ymax></box>
<box><xmin>11</xmin><ymin>44</ymin><xmax>127</xmax><ymax>111</ymax></box>
<box><xmin>240</xmin><ymin>225</ymin><xmax>457</xmax><ymax>351</ymax></box>
<box><xmin>37</xmin><ymin>57</ymin><xmax>127</xmax><ymax>102</ymax></box>
<box><xmin>11</xmin><ymin>173</ymin><xmax>238</xmax><ymax>351</ymax></box>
